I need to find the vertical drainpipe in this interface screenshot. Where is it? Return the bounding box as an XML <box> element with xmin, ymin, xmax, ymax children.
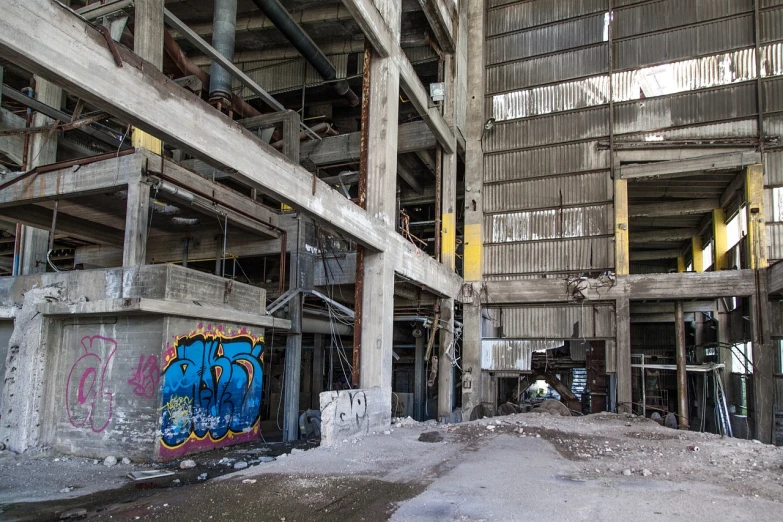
<box><xmin>209</xmin><ymin>0</ymin><xmax>238</xmax><ymax>104</ymax></box>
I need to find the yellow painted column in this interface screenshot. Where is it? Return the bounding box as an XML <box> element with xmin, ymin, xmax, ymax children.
<box><xmin>132</xmin><ymin>131</ymin><xmax>162</xmax><ymax>154</ymax></box>
<box><xmin>463</xmin><ymin>221</ymin><xmax>482</xmax><ymax>281</ymax></box>
<box><xmin>713</xmin><ymin>208</ymin><xmax>728</xmax><ymax>271</ymax></box>
<box><xmin>745</xmin><ymin>164</ymin><xmax>768</xmax><ymax>269</ymax></box>
<box><xmin>691</xmin><ymin>236</ymin><xmax>704</xmax><ymax>273</ymax></box>
<box><xmin>677</xmin><ymin>256</ymin><xmax>686</xmax><ymax>273</ymax></box>
<box><xmin>615</xmin><ymin>178</ymin><xmax>630</xmax><ymax>275</ymax></box>
<box><xmin>441</xmin><ymin>211</ymin><xmax>456</xmax><ymax>272</ymax></box>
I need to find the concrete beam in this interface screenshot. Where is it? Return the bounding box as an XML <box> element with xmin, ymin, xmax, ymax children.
<box><xmin>341</xmin><ymin>0</ymin><xmax>456</xmax><ymax>154</ymax></box>
<box><xmin>619</xmin><ymin>151</ymin><xmax>761</xmax><ymax>180</ymax></box>
<box><xmin>0</xmin><ymin>204</ymin><xmax>125</xmax><ymax>247</ymax></box>
<box><xmin>630</xmin><ymin>199</ymin><xmax>719</xmax><ymax>218</ymax></box>
<box><xmin>419</xmin><ymin>0</ymin><xmax>456</xmax><ymax>53</ymax></box>
<box><xmin>300</xmin><ymin>120</ymin><xmax>436</xmax><ymax>166</ymax></box>
<box><xmin>629</xmin><ymin>249</ymin><xmax>683</xmax><ymax>261</ymax></box>
<box><xmin>0</xmin><ymin>0</ymin><xmax>462</xmax><ymax>298</ymax></box>
<box><xmin>0</xmin><ymin>152</ymin><xmax>139</xmax><ymax>207</ymax></box>
<box><xmin>631</xmin><ymin>302</ymin><xmax>716</xmax><ymax>314</ymax></box>
<box><xmin>633</xmin><ymin>228</ymin><xmax>699</xmax><ymax>243</ymax></box>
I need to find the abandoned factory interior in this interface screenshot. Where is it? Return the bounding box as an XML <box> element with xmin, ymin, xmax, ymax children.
<box><xmin>2</xmin><ymin>0</ymin><xmax>783</xmax><ymax>520</ymax></box>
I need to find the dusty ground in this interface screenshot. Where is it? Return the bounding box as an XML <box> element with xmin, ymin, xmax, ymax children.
<box><xmin>2</xmin><ymin>412</ymin><xmax>783</xmax><ymax>521</ymax></box>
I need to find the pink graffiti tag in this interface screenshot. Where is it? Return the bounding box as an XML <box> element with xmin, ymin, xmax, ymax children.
<box><xmin>128</xmin><ymin>354</ymin><xmax>160</xmax><ymax>399</ymax></box>
<box><xmin>65</xmin><ymin>336</ymin><xmax>117</xmax><ymax>433</ymax></box>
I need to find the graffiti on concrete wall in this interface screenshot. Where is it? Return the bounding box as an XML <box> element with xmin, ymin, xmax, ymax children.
<box><xmin>128</xmin><ymin>354</ymin><xmax>160</xmax><ymax>399</ymax></box>
<box><xmin>66</xmin><ymin>335</ymin><xmax>117</xmax><ymax>433</ymax></box>
<box><xmin>158</xmin><ymin>324</ymin><xmax>264</xmax><ymax>458</ymax></box>
<box><xmin>333</xmin><ymin>390</ymin><xmax>369</xmax><ymax>436</ymax></box>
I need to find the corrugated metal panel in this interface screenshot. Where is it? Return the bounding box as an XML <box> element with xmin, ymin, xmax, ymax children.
<box><xmin>616</xmin><ymin>118</ymin><xmax>758</xmax><ymax>141</ymax></box>
<box><xmin>613</xmin><ymin>82</ymin><xmax>758</xmax><ymax>135</ymax></box>
<box><xmin>486</xmin><ymin>0</ymin><xmax>608</xmax><ymax>36</ymax></box>
<box><xmin>761</xmin><ymin>6</ymin><xmax>783</xmax><ymax>43</ymax></box>
<box><xmin>485</xmin><ymin>205</ymin><xmax>612</xmax><ymax>243</ymax></box>
<box><xmin>763</xmin><ymin>42</ymin><xmax>783</xmax><ymax>77</ymax></box>
<box><xmin>614</xmin><ymin>16</ymin><xmax>754</xmax><ymax>71</ymax></box>
<box><xmin>487</xmin><ymin>45</ymin><xmax>608</xmax><ymax>94</ymax></box>
<box><xmin>484</xmin><ymin>172</ymin><xmax>612</xmax><ymax>212</ymax></box>
<box><xmin>605</xmin><ymin>339</ymin><xmax>616</xmax><ymax>374</ymax></box>
<box><xmin>484</xmin><ymin>142</ymin><xmax>610</xmax><ymax>183</ymax></box>
<box><xmin>484</xmin><ymin>107</ymin><xmax>609</xmax><ymax>152</ymax></box>
<box><xmin>613</xmin><ymin>0</ymin><xmax>752</xmax><ymax>39</ymax></box>
<box><xmin>481</xmin><ymin>340</ymin><xmax>562</xmax><ymax>371</ymax></box>
<box><xmin>487</xmin><ymin>14</ymin><xmax>606</xmax><ymax>64</ymax></box>
<box><xmin>764</xmin><ymin>77</ymin><xmax>783</xmax><ymax>113</ymax></box>
<box><xmin>404</xmin><ymin>46</ymin><xmax>439</xmax><ymax>64</ymax></box>
<box><xmin>766</xmin><ymin>149</ymin><xmax>783</xmax><ymax>186</ymax></box>
<box><xmin>484</xmin><ymin>237</ymin><xmax>613</xmax><ymax>275</ymax></box>
<box><xmin>235</xmin><ymin>55</ymin><xmax>348</xmax><ymax>98</ymax></box>
<box><xmin>491</xmin><ymin>76</ymin><xmax>610</xmax><ymax>120</ymax></box>
<box><xmin>766</xmin><ymin>114</ymin><xmax>783</xmax><ymax>138</ymax></box>
<box><xmin>768</xmin><ymin>223</ymin><xmax>783</xmax><ymax>260</ymax></box>
<box><xmin>498</xmin><ymin>303</ymin><xmax>616</xmax><ymax>338</ymax></box>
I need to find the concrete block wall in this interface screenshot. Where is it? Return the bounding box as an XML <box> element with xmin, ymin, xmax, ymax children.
<box><xmin>320</xmin><ymin>387</ymin><xmax>391</xmax><ymax>446</ymax></box>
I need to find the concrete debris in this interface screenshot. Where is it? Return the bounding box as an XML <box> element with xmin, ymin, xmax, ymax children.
<box><xmin>291</xmin><ymin>448</ymin><xmax>306</xmax><ymax>455</ymax></box>
<box><xmin>180</xmin><ymin>460</ymin><xmax>197</xmax><ymax>469</ymax></box>
<box><xmin>197</xmin><ymin>473</ymin><xmax>208</xmax><ymax>481</ymax></box>
<box><xmin>242</xmin><ymin>479</ymin><xmax>257</xmax><ymax>484</ymax></box>
<box><xmin>121</xmin><ymin>458</ymin><xmax>131</xmax><ymax>465</ymax></box>
<box><xmin>103</xmin><ymin>456</ymin><xmax>117</xmax><ymax>467</ymax></box>
<box><xmin>59</xmin><ymin>487</ymin><xmax>72</xmax><ymax>493</ymax></box>
<box><xmin>383</xmin><ymin>431</ymin><xmax>392</xmax><ymax>435</ymax></box>
<box><xmin>534</xmin><ymin>400</ymin><xmax>572</xmax><ymax>417</ymax></box>
<box><xmin>418</xmin><ymin>432</ymin><xmax>444</xmax><ymax>443</ymax></box>
<box><xmin>622</xmin><ymin>469</ymin><xmax>632</xmax><ymax>476</ymax></box>
<box><xmin>233</xmin><ymin>462</ymin><xmax>248</xmax><ymax>470</ymax></box>
<box><xmin>171</xmin><ymin>479</ymin><xmax>181</xmax><ymax>486</ymax></box>
<box><xmin>642</xmin><ymin>469</ymin><xmax>652</xmax><ymax>477</ymax></box>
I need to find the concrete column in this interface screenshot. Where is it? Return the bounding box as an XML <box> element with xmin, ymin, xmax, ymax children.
<box><xmin>20</xmin><ymin>77</ymin><xmax>61</xmax><ymax>275</ymax></box>
<box><xmin>414</xmin><ymin>333</ymin><xmax>425</xmax><ymax>421</ymax></box>
<box><xmin>312</xmin><ymin>334</ymin><xmax>324</xmax><ymax>409</ymax></box>
<box><xmin>461</xmin><ymin>0</ymin><xmax>486</xmax><ymax>417</ymax></box>
<box><xmin>438</xmin><ymin>299</ymin><xmax>454</xmax><ymax>418</ymax></box>
<box><xmin>358</xmin><ymin>0</ymin><xmax>400</xmax><ymax>423</ymax></box>
<box><xmin>713</xmin><ymin>208</ymin><xmax>728</xmax><ymax>271</ymax></box>
<box><xmin>122</xmin><ymin>171</ymin><xmax>151</xmax><ymax>266</ymax></box>
<box><xmin>615</xmin><ymin>296</ymin><xmax>632</xmax><ymax>414</ymax></box>
<box><xmin>132</xmin><ymin>0</ymin><xmax>163</xmax><ymax>154</ymax></box>
<box><xmin>691</xmin><ymin>236</ymin><xmax>704</xmax><ymax>272</ymax></box>
<box><xmin>750</xmin><ymin>272</ymin><xmax>774</xmax><ymax>443</ymax></box>
<box><xmin>614</xmin><ymin>178</ymin><xmax>630</xmax><ymax>275</ymax></box>
<box><xmin>675</xmin><ymin>301</ymin><xmax>690</xmax><ymax>430</ymax></box>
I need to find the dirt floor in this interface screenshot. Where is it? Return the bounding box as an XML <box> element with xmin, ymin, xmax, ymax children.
<box><xmin>2</xmin><ymin>411</ymin><xmax>783</xmax><ymax>521</ymax></box>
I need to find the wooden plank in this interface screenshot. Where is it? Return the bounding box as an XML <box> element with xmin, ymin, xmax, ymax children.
<box><xmin>630</xmin><ymin>199</ymin><xmax>718</xmax><ymax>218</ymax></box>
<box><xmin>0</xmin><ymin>204</ymin><xmax>125</xmax><ymax>247</ymax></box>
<box><xmin>619</xmin><ymin>151</ymin><xmax>761</xmax><ymax>180</ymax></box>
<box><xmin>633</xmin><ymin>228</ymin><xmax>699</xmax><ymax>243</ymax></box>
<box><xmin>300</xmin><ymin>121</ymin><xmax>436</xmax><ymax>166</ymax></box>
<box><xmin>0</xmin><ymin>152</ymin><xmax>139</xmax><ymax>206</ymax></box>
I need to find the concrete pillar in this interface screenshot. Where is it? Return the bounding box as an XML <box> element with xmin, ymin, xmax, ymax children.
<box><xmin>675</xmin><ymin>301</ymin><xmax>690</xmax><ymax>430</ymax></box>
<box><xmin>358</xmin><ymin>0</ymin><xmax>400</xmax><ymax>424</ymax></box>
<box><xmin>615</xmin><ymin>296</ymin><xmax>632</xmax><ymax>414</ymax></box>
<box><xmin>414</xmin><ymin>333</ymin><xmax>425</xmax><ymax>421</ymax></box>
<box><xmin>20</xmin><ymin>77</ymin><xmax>62</xmax><ymax>275</ymax></box>
<box><xmin>122</xmin><ymin>171</ymin><xmax>151</xmax><ymax>267</ymax></box>
<box><xmin>713</xmin><ymin>208</ymin><xmax>728</xmax><ymax>271</ymax></box>
<box><xmin>438</xmin><ymin>299</ymin><xmax>454</xmax><ymax>418</ymax></box>
<box><xmin>614</xmin><ymin>178</ymin><xmax>630</xmax><ymax>275</ymax></box>
<box><xmin>132</xmin><ymin>0</ymin><xmax>163</xmax><ymax>154</ymax></box>
<box><xmin>691</xmin><ymin>236</ymin><xmax>704</xmax><ymax>273</ymax></box>
<box><xmin>461</xmin><ymin>0</ymin><xmax>486</xmax><ymax>417</ymax></box>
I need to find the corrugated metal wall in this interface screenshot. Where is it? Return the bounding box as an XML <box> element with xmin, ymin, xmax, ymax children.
<box><xmin>481</xmin><ymin>0</ymin><xmax>783</xmax><ymax>370</ymax></box>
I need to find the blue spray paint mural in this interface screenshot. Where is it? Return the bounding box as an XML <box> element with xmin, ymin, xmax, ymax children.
<box><xmin>158</xmin><ymin>324</ymin><xmax>264</xmax><ymax>458</ymax></box>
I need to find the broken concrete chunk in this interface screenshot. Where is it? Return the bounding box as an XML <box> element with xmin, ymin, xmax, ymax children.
<box><xmin>234</xmin><ymin>461</ymin><xmax>248</xmax><ymax>470</ymax></box>
<box><xmin>180</xmin><ymin>459</ymin><xmax>197</xmax><ymax>469</ymax></box>
<box><xmin>197</xmin><ymin>473</ymin><xmax>208</xmax><ymax>481</ymax></box>
<box><xmin>242</xmin><ymin>479</ymin><xmax>257</xmax><ymax>484</ymax></box>
<box><xmin>121</xmin><ymin>457</ymin><xmax>131</xmax><ymax>465</ymax></box>
<box><xmin>418</xmin><ymin>431</ymin><xmax>444</xmax><ymax>443</ymax></box>
<box><xmin>642</xmin><ymin>469</ymin><xmax>652</xmax><ymax>477</ymax></box>
<box><xmin>622</xmin><ymin>469</ymin><xmax>632</xmax><ymax>476</ymax></box>
<box><xmin>59</xmin><ymin>508</ymin><xmax>87</xmax><ymax>520</ymax></box>
<box><xmin>103</xmin><ymin>456</ymin><xmax>117</xmax><ymax>467</ymax></box>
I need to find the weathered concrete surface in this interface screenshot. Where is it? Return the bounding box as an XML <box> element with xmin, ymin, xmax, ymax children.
<box><xmin>320</xmin><ymin>387</ymin><xmax>391</xmax><ymax>446</ymax></box>
<box><xmin>0</xmin><ymin>285</ymin><xmax>64</xmax><ymax>452</ymax></box>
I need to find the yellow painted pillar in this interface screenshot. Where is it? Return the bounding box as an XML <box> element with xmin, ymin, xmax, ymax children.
<box><xmin>713</xmin><ymin>208</ymin><xmax>728</xmax><ymax>271</ymax></box>
<box><xmin>131</xmin><ymin>0</ymin><xmax>164</xmax><ymax>155</ymax></box>
<box><xmin>463</xmin><ymin>221</ymin><xmax>482</xmax><ymax>281</ymax></box>
<box><xmin>615</xmin><ymin>178</ymin><xmax>630</xmax><ymax>275</ymax></box>
<box><xmin>745</xmin><ymin>164</ymin><xmax>768</xmax><ymax>269</ymax></box>
<box><xmin>441</xmin><ymin>211</ymin><xmax>456</xmax><ymax>272</ymax></box>
<box><xmin>132</xmin><ymin>131</ymin><xmax>162</xmax><ymax>154</ymax></box>
<box><xmin>677</xmin><ymin>256</ymin><xmax>686</xmax><ymax>273</ymax></box>
<box><xmin>691</xmin><ymin>236</ymin><xmax>704</xmax><ymax>273</ymax></box>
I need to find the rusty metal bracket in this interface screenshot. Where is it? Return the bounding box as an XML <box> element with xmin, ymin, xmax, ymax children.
<box><xmin>95</xmin><ymin>24</ymin><xmax>123</xmax><ymax>67</ymax></box>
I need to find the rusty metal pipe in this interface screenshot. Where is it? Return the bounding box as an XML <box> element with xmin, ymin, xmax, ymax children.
<box><xmin>163</xmin><ymin>29</ymin><xmax>261</xmax><ymax>118</ymax></box>
<box><xmin>352</xmin><ymin>41</ymin><xmax>371</xmax><ymax>387</ymax></box>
